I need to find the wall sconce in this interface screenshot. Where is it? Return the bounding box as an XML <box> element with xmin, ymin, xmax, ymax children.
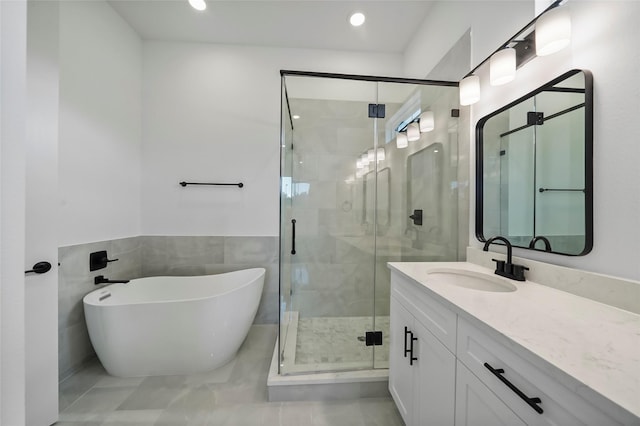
<box><xmin>535</xmin><ymin>5</ymin><xmax>571</xmax><ymax>56</ymax></box>
<box><xmin>490</xmin><ymin>47</ymin><xmax>516</xmax><ymax>86</ymax></box>
<box><xmin>367</xmin><ymin>148</ymin><xmax>375</xmax><ymax>163</ymax></box>
<box><xmin>460</xmin><ymin>75</ymin><xmax>480</xmax><ymax>106</ymax></box>
<box><xmin>376</xmin><ymin>147</ymin><xmax>385</xmax><ymax>162</ymax></box>
<box><xmin>396</xmin><ymin>133</ymin><xmax>408</xmax><ymax>149</ymax></box>
<box><xmin>419</xmin><ymin>111</ymin><xmax>435</xmax><ymax>132</ymax></box>
<box><xmin>407</xmin><ymin>122</ymin><xmax>420</xmax><ymax>142</ymax></box>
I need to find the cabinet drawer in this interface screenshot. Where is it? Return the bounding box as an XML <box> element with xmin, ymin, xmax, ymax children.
<box><xmin>391</xmin><ymin>271</ymin><xmax>456</xmax><ymax>353</ymax></box>
<box><xmin>457</xmin><ymin>318</ymin><xmax>623</xmax><ymax>426</ymax></box>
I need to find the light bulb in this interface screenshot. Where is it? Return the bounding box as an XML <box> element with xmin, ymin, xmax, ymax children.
<box><xmin>460</xmin><ymin>75</ymin><xmax>480</xmax><ymax>106</ymax></box>
<box><xmin>536</xmin><ymin>6</ymin><xmax>571</xmax><ymax>56</ymax></box>
<box><xmin>419</xmin><ymin>111</ymin><xmax>435</xmax><ymax>132</ymax></box>
<box><xmin>490</xmin><ymin>48</ymin><xmax>516</xmax><ymax>86</ymax></box>
<box><xmin>396</xmin><ymin>133</ymin><xmax>408</xmax><ymax>149</ymax></box>
<box><xmin>188</xmin><ymin>0</ymin><xmax>207</xmax><ymax>11</ymax></box>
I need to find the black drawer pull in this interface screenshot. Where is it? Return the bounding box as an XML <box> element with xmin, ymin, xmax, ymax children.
<box><xmin>484</xmin><ymin>362</ymin><xmax>543</xmax><ymax>414</ymax></box>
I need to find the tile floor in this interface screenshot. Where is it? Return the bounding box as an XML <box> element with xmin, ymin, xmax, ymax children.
<box><xmin>57</xmin><ymin>324</ymin><xmax>403</xmax><ymax>425</ymax></box>
<box><xmin>295</xmin><ymin>316</ymin><xmax>390</xmax><ymax>367</ymax></box>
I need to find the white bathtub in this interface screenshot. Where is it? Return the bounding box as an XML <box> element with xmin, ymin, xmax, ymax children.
<box><xmin>83</xmin><ymin>268</ymin><xmax>265</xmax><ymax>377</ymax></box>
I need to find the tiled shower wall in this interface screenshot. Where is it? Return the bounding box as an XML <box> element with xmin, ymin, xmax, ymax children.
<box><xmin>58</xmin><ymin>235</ymin><xmax>278</xmax><ymax>381</ymax></box>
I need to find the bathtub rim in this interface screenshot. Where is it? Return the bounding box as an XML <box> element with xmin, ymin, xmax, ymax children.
<box><xmin>83</xmin><ymin>267</ymin><xmax>266</xmax><ymax>308</ymax></box>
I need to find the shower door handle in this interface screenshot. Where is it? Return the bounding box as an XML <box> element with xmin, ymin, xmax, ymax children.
<box><xmin>291</xmin><ymin>219</ymin><xmax>296</xmax><ymax>255</ymax></box>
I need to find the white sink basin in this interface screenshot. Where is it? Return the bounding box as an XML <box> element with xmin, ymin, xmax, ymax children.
<box><xmin>427</xmin><ymin>268</ymin><xmax>517</xmax><ymax>292</ymax></box>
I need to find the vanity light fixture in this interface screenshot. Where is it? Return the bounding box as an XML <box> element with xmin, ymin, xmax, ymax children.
<box><xmin>349</xmin><ymin>12</ymin><xmax>366</xmax><ymax>27</ymax></box>
<box><xmin>367</xmin><ymin>148</ymin><xmax>375</xmax><ymax>163</ymax></box>
<box><xmin>460</xmin><ymin>75</ymin><xmax>480</xmax><ymax>106</ymax></box>
<box><xmin>535</xmin><ymin>5</ymin><xmax>571</xmax><ymax>56</ymax></box>
<box><xmin>407</xmin><ymin>122</ymin><xmax>420</xmax><ymax>142</ymax></box>
<box><xmin>490</xmin><ymin>47</ymin><xmax>516</xmax><ymax>86</ymax></box>
<box><xmin>396</xmin><ymin>132</ymin><xmax>408</xmax><ymax>149</ymax></box>
<box><xmin>419</xmin><ymin>111</ymin><xmax>435</xmax><ymax>132</ymax></box>
<box><xmin>356</xmin><ymin>159</ymin><xmax>364</xmax><ymax>169</ymax></box>
<box><xmin>361</xmin><ymin>153</ymin><xmax>370</xmax><ymax>166</ymax></box>
<box><xmin>188</xmin><ymin>0</ymin><xmax>207</xmax><ymax>11</ymax></box>
<box><xmin>376</xmin><ymin>147</ymin><xmax>385</xmax><ymax>162</ymax></box>
<box><xmin>292</xmin><ymin>115</ymin><xmax>300</xmax><ymax>120</ymax></box>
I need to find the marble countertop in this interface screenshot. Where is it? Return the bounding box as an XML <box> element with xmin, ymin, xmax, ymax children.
<box><xmin>387</xmin><ymin>261</ymin><xmax>640</xmax><ymax>420</ymax></box>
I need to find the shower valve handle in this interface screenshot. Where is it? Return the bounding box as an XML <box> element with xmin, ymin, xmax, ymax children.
<box><xmin>291</xmin><ymin>219</ymin><xmax>296</xmax><ymax>255</ymax></box>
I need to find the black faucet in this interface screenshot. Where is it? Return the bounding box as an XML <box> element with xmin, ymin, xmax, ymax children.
<box><xmin>94</xmin><ymin>275</ymin><xmax>130</xmax><ymax>285</ymax></box>
<box><xmin>528</xmin><ymin>236</ymin><xmax>552</xmax><ymax>252</ymax></box>
<box><xmin>483</xmin><ymin>236</ymin><xmax>529</xmax><ymax>281</ymax></box>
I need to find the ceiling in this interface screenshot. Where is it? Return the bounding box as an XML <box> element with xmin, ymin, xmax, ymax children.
<box><xmin>108</xmin><ymin>1</ymin><xmax>434</xmax><ymax>53</ymax></box>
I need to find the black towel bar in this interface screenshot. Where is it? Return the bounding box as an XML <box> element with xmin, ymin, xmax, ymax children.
<box><xmin>179</xmin><ymin>181</ymin><xmax>243</xmax><ymax>188</ymax></box>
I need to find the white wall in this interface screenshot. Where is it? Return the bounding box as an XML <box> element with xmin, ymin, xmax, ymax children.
<box><xmin>403</xmin><ymin>1</ymin><xmax>534</xmax><ymax>79</ymax></box>
<box><xmin>0</xmin><ymin>1</ymin><xmax>27</xmax><ymax>423</ymax></box>
<box><xmin>58</xmin><ymin>1</ymin><xmax>142</xmax><ymax>247</ymax></box>
<box><xmin>141</xmin><ymin>42</ymin><xmax>403</xmax><ymax>236</ymax></box>
<box><xmin>468</xmin><ymin>0</ymin><xmax>640</xmax><ymax>280</ymax></box>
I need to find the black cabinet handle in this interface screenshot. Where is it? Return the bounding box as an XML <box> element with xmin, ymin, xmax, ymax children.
<box><xmin>404</xmin><ymin>326</ymin><xmax>411</xmax><ymax>358</ymax></box>
<box><xmin>291</xmin><ymin>219</ymin><xmax>296</xmax><ymax>255</ymax></box>
<box><xmin>409</xmin><ymin>332</ymin><xmax>418</xmax><ymax>365</ymax></box>
<box><xmin>484</xmin><ymin>362</ymin><xmax>543</xmax><ymax>414</ymax></box>
<box><xmin>25</xmin><ymin>261</ymin><xmax>52</xmax><ymax>274</ymax></box>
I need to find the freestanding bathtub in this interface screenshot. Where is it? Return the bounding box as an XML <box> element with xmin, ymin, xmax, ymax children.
<box><xmin>83</xmin><ymin>268</ymin><xmax>265</xmax><ymax>377</ymax></box>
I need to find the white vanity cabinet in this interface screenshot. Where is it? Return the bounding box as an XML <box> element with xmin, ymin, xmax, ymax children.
<box><xmin>389</xmin><ymin>269</ymin><xmax>636</xmax><ymax>426</ymax></box>
<box><xmin>390</xmin><ymin>274</ymin><xmax>456</xmax><ymax>426</ymax></box>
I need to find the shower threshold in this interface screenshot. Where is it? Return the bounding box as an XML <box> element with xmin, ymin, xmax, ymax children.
<box><xmin>267</xmin><ymin>312</ymin><xmax>390</xmax><ymax>401</ymax></box>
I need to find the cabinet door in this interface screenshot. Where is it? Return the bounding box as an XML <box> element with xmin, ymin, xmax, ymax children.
<box><xmin>413</xmin><ymin>320</ymin><xmax>455</xmax><ymax>425</ymax></box>
<box><xmin>455</xmin><ymin>361</ymin><xmax>527</xmax><ymax>426</ymax></box>
<box><xmin>389</xmin><ymin>296</ymin><xmax>415</xmax><ymax>425</ymax></box>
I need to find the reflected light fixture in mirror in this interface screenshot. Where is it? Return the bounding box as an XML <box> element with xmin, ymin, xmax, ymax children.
<box><xmin>361</xmin><ymin>153</ymin><xmax>370</xmax><ymax>166</ymax></box>
<box><xmin>188</xmin><ymin>0</ymin><xmax>207</xmax><ymax>11</ymax></box>
<box><xmin>536</xmin><ymin>5</ymin><xmax>571</xmax><ymax>56</ymax></box>
<box><xmin>349</xmin><ymin>12</ymin><xmax>365</xmax><ymax>27</ymax></box>
<box><xmin>490</xmin><ymin>48</ymin><xmax>516</xmax><ymax>86</ymax></box>
<box><xmin>407</xmin><ymin>122</ymin><xmax>420</xmax><ymax>141</ymax></box>
<box><xmin>419</xmin><ymin>111</ymin><xmax>435</xmax><ymax>132</ymax></box>
<box><xmin>396</xmin><ymin>132</ymin><xmax>408</xmax><ymax>148</ymax></box>
<box><xmin>460</xmin><ymin>75</ymin><xmax>480</xmax><ymax>106</ymax></box>
<box><xmin>376</xmin><ymin>147</ymin><xmax>385</xmax><ymax>162</ymax></box>
<box><xmin>367</xmin><ymin>148</ymin><xmax>375</xmax><ymax>162</ymax></box>
<box><xmin>356</xmin><ymin>159</ymin><xmax>363</xmax><ymax>169</ymax></box>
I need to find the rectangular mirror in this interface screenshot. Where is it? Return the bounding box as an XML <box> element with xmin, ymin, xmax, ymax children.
<box><xmin>476</xmin><ymin>69</ymin><xmax>593</xmax><ymax>256</ymax></box>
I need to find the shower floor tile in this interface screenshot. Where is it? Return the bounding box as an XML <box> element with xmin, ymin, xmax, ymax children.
<box><xmin>289</xmin><ymin>316</ymin><xmax>389</xmax><ymax>372</ymax></box>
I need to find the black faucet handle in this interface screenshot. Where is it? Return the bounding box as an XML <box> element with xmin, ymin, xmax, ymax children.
<box><xmin>491</xmin><ymin>258</ymin><xmax>506</xmax><ymax>273</ymax></box>
<box><xmin>511</xmin><ymin>264</ymin><xmax>529</xmax><ymax>281</ymax></box>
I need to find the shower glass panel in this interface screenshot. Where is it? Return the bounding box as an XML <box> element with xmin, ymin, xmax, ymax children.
<box><xmin>372</xmin><ymin>81</ymin><xmax>459</xmax><ymax>368</ymax></box>
<box><xmin>279</xmin><ymin>72</ymin><xmax>460</xmax><ymax>375</ymax></box>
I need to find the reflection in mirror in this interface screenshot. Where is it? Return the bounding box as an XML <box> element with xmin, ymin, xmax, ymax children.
<box><xmin>476</xmin><ymin>69</ymin><xmax>593</xmax><ymax>256</ymax></box>
<box><xmin>363</xmin><ymin>168</ymin><xmax>390</xmax><ymax>231</ymax></box>
<box><xmin>408</xmin><ymin>143</ymin><xmax>444</xmax><ymax>248</ymax></box>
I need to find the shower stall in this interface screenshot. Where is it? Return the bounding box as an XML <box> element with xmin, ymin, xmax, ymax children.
<box><xmin>279</xmin><ymin>71</ymin><xmax>460</xmax><ymax>376</ymax></box>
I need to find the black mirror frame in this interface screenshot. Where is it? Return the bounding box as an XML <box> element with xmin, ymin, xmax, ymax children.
<box><xmin>475</xmin><ymin>69</ymin><xmax>593</xmax><ymax>256</ymax></box>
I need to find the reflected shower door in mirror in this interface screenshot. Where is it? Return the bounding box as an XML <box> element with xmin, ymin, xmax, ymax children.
<box><xmin>476</xmin><ymin>69</ymin><xmax>593</xmax><ymax>255</ymax></box>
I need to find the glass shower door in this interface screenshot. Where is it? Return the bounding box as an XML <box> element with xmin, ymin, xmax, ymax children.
<box><xmin>372</xmin><ymin>81</ymin><xmax>460</xmax><ymax>368</ymax></box>
<box><xmin>279</xmin><ymin>75</ymin><xmax>378</xmax><ymax>375</ymax></box>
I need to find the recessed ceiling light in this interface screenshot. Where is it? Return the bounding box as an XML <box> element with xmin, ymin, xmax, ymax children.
<box><xmin>292</xmin><ymin>115</ymin><xmax>300</xmax><ymax>120</ymax></box>
<box><xmin>188</xmin><ymin>0</ymin><xmax>207</xmax><ymax>11</ymax></box>
<box><xmin>349</xmin><ymin>12</ymin><xmax>365</xmax><ymax>27</ymax></box>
